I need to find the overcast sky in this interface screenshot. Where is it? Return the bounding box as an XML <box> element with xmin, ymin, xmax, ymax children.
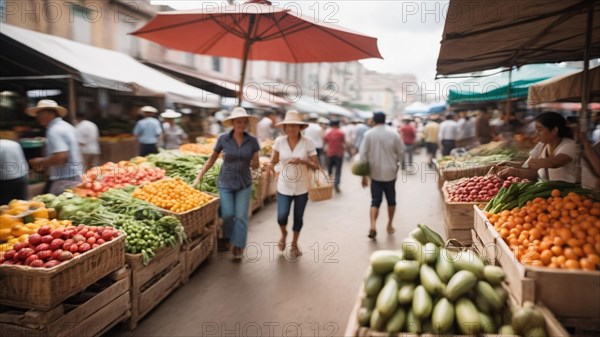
<box><xmin>152</xmin><ymin>0</ymin><xmax>450</xmax><ymax>89</ymax></box>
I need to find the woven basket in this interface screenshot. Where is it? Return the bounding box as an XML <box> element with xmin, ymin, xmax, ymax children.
<box><xmin>0</xmin><ymin>233</ymin><xmax>126</xmax><ymax>310</ymax></box>
<box><xmin>159</xmin><ymin>193</ymin><xmax>219</xmax><ymax>239</ymax></box>
<box><xmin>308</xmin><ymin>169</ymin><xmax>333</xmax><ymax>202</ymax></box>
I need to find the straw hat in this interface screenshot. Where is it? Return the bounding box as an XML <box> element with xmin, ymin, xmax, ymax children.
<box><xmin>276</xmin><ymin>110</ymin><xmax>308</xmax><ymax>129</ymax></box>
<box><xmin>317</xmin><ymin>117</ymin><xmax>330</xmax><ymax>125</ymax></box>
<box><xmin>25</xmin><ymin>100</ymin><xmax>68</xmax><ymax>117</ymax></box>
<box><xmin>139</xmin><ymin>106</ymin><xmax>158</xmax><ymax>114</ymax></box>
<box><xmin>161</xmin><ymin>109</ymin><xmax>182</xmax><ymax>119</ymax></box>
<box><xmin>221</xmin><ymin>107</ymin><xmax>259</xmax><ymax>127</ymax></box>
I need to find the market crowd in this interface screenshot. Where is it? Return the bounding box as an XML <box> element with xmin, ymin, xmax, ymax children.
<box><xmin>2</xmin><ymin>100</ymin><xmax>600</xmax><ymax>261</ymax></box>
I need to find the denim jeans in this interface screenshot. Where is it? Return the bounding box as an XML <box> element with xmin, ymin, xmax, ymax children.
<box><xmin>277</xmin><ymin>192</ymin><xmax>309</xmax><ymax>232</ymax></box>
<box><xmin>327</xmin><ymin>155</ymin><xmax>343</xmax><ymax>188</ymax></box>
<box><xmin>219</xmin><ymin>185</ymin><xmax>252</xmax><ymax>248</ymax></box>
<box><xmin>402</xmin><ymin>144</ymin><xmax>414</xmax><ymax>170</ymax></box>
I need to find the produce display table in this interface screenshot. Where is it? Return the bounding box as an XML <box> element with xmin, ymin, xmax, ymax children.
<box><xmin>181</xmin><ymin>221</ymin><xmax>218</xmax><ymax>283</ymax></box>
<box><xmin>473</xmin><ymin>207</ymin><xmax>600</xmax><ymax>333</ymax></box>
<box><xmin>441</xmin><ymin>181</ymin><xmax>480</xmax><ymax>245</ymax></box>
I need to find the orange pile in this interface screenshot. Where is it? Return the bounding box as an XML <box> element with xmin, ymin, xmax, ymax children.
<box><xmin>485</xmin><ymin>189</ymin><xmax>600</xmax><ymax>271</ymax></box>
<box><xmin>132</xmin><ymin>178</ymin><xmax>214</xmax><ymax>213</ymax></box>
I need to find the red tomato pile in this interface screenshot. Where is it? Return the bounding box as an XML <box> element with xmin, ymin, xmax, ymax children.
<box><xmin>78</xmin><ymin>162</ymin><xmax>165</xmax><ymax>197</ymax></box>
<box><xmin>446</xmin><ymin>175</ymin><xmax>528</xmax><ymax>203</ymax></box>
<box><xmin>0</xmin><ymin>225</ymin><xmax>120</xmax><ymax>268</ymax></box>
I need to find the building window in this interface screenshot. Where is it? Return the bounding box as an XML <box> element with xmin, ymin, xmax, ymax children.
<box><xmin>212</xmin><ymin>57</ymin><xmax>221</xmax><ymax>72</ymax></box>
<box><xmin>71</xmin><ymin>5</ymin><xmax>91</xmax><ymax>45</ymax></box>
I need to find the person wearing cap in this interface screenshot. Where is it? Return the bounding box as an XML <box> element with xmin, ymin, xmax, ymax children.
<box><xmin>26</xmin><ymin>100</ymin><xmax>83</xmax><ymax>195</ymax></box>
<box><xmin>193</xmin><ymin>107</ymin><xmax>260</xmax><ymax>261</ymax></box>
<box><xmin>324</xmin><ymin>119</ymin><xmax>346</xmax><ymax>193</ymax></box>
<box><xmin>133</xmin><ymin>106</ymin><xmax>163</xmax><ymax>156</ymax></box>
<box><xmin>161</xmin><ymin>109</ymin><xmax>188</xmax><ymax>150</ymax></box>
<box><xmin>358</xmin><ymin>111</ymin><xmax>404</xmax><ymax>239</ymax></box>
<box><xmin>0</xmin><ymin>139</ymin><xmax>29</xmax><ymax>204</ymax></box>
<box><xmin>266</xmin><ymin>110</ymin><xmax>320</xmax><ymax>258</ymax></box>
<box><xmin>74</xmin><ymin>113</ymin><xmax>100</xmax><ymax>170</ymax></box>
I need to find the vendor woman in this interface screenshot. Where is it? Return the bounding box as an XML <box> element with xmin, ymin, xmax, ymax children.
<box><xmin>498</xmin><ymin>112</ymin><xmax>578</xmax><ymax>183</ymax></box>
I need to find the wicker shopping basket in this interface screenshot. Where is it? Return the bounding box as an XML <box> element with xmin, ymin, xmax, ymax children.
<box><xmin>308</xmin><ymin>169</ymin><xmax>333</xmax><ymax>201</ymax></box>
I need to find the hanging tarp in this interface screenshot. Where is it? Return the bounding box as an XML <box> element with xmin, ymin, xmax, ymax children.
<box><xmin>528</xmin><ymin>66</ymin><xmax>600</xmax><ymax>105</ymax></box>
<box><xmin>436</xmin><ymin>0</ymin><xmax>600</xmax><ymax>76</ymax></box>
<box><xmin>1</xmin><ymin>24</ymin><xmax>219</xmax><ymax>107</ymax></box>
<box><xmin>447</xmin><ymin>64</ymin><xmax>578</xmax><ymax>105</ymax></box>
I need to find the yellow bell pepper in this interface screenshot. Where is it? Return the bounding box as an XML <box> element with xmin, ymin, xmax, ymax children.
<box><xmin>0</xmin><ymin>214</ymin><xmax>21</xmax><ymax>231</ymax></box>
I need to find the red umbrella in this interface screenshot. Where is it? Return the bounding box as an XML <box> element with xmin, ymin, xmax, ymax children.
<box><xmin>131</xmin><ymin>0</ymin><xmax>382</xmax><ymax>105</ymax></box>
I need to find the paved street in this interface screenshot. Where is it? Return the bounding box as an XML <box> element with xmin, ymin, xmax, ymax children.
<box><xmin>107</xmin><ymin>152</ymin><xmax>445</xmax><ymax>337</ymax></box>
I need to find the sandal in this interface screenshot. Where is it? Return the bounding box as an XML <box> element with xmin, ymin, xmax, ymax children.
<box><xmin>387</xmin><ymin>226</ymin><xmax>396</xmax><ymax>234</ymax></box>
<box><xmin>232</xmin><ymin>247</ymin><xmax>243</xmax><ymax>262</ymax></box>
<box><xmin>368</xmin><ymin>229</ymin><xmax>377</xmax><ymax>239</ymax></box>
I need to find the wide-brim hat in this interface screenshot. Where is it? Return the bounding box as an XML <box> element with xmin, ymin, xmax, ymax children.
<box><xmin>25</xmin><ymin>99</ymin><xmax>68</xmax><ymax>117</ymax></box>
<box><xmin>140</xmin><ymin>106</ymin><xmax>158</xmax><ymax>114</ymax></box>
<box><xmin>221</xmin><ymin>107</ymin><xmax>259</xmax><ymax>127</ymax></box>
<box><xmin>317</xmin><ymin>117</ymin><xmax>330</xmax><ymax>125</ymax></box>
<box><xmin>276</xmin><ymin>110</ymin><xmax>308</xmax><ymax>129</ymax></box>
<box><xmin>161</xmin><ymin>109</ymin><xmax>182</xmax><ymax>119</ymax></box>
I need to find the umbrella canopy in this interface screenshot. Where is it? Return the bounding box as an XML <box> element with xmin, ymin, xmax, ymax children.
<box><xmin>447</xmin><ymin>64</ymin><xmax>578</xmax><ymax>105</ymax></box>
<box><xmin>436</xmin><ymin>0</ymin><xmax>600</xmax><ymax>76</ymax></box>
<box><xmin>131</xmin><ymin>0</ymin><xmax>382</xmax><ymax>105</ymax></box>
<box><xmin>404</xmin><ymin>102</ymin><xmax>429</xmax><ymax>115</ymax></box>
<box><xmin>528</xmin><ymin>66</ymin><xmax>600</xmax><ymax>105</ymax></box>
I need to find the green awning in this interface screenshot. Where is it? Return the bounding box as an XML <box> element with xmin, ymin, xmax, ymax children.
<box><xmin>447</xmin><ymin>64</ymin><xmax>578</xmax><ymax>105</ymax></box>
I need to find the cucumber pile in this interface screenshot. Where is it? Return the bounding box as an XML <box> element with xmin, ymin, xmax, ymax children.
<box><xmin>358</xmin><ymin>224</ymin><xmax>549</xmax><ymax>336</ymax></box>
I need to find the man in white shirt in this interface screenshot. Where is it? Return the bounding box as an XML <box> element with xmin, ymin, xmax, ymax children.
<box><xmin>303</xmin><ymin>114</ymin><xmax>326</xmax><ymax>166</ymax></box>
<box><xmin>74</xmin><ymin>113</ymin><xmax>100</xmax><ymax>170</ymax></box>
<box><xmin>256</xmin><ymin>111</ymin><xmax>276</xmax><ymax>141</ymax></box>
<box><xmin>438</xmin><ymin>113</ymin><xmax>458</xmax><ymax>156</ymax></box>
<box><xmin>0</xmin><ymin>139</ymin><xmax>28</xmax><ymax>203</ymax></box>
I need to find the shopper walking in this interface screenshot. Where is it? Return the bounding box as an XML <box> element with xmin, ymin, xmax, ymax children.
<box><xmin>399</xmin><ymin>118</ymin><xmax>416</xmax><ymax>170</ymax></box>
<box><xmin>438</xmin><ymin>113</ymin><xmax>458</xmax><ymax>156</ymax></box>
<box><xmin>324</xmin><ymin>120</ymin><xmax>345</xmax><ymax>193</ymax></box>
<box><xmin>74</xmin><ymin>113</ymin><xmax>100</xmax><ymax>170</ymax></box>
<box><xmin>161</xmin><ymin>109</ymin><xmax>188</xmax><ymax>150</ymax></box>
<box><xmin>193</xmin><ymin>107</ymin><xmax>260</xmax><ymax>261</ymax></box>
<box><xmin>422</xmin><ymin>117</ymin><xmax>440</xmax><ymax>168</ymax></box>
<box><xmin>267</xmin><ymin>110</ymin><xmax>320</xmax><ymax>257</ymax></box>
<box><xmin>359</xmin><ymin>112</ymin><xmax>404</xmax><ymax>239</ymax></box>
<box><xmin>303</xmin><ymin>113</ymin><xmax>326</xmax><ymax>166</ymax></box>
<box><xmin>26</xmin><ymin>100</ymin><xmax>83</xmax><ymax>195</ymax></box>
<box><xmin>476</xmin><ymin>110</ymin><xmax>493</xmax><ymax>145</ymax></box>
<box><xmin>0</xmin><ymin>139</ymin><xmax>29</xmax><ymax>204</ymax></box>
<box><xmin>133</xmin><ymin>106</ymin><xmax>163</xmax><ymax>156</ymax></box>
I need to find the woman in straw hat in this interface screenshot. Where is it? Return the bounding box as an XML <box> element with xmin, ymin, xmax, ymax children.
<box><xmin>266</xmin><ymin>110</ymin><xmax>320</xmax><ymax>258</ymax></box>
<box><xmin>193</xmin><ymin>107</ymin><xmax>260</xmax><ymax>261</ymax></box>
<box><xmin>160</xmin><ymin>109</ymin><xmax>188</xmax><ymax>150</ymax></box>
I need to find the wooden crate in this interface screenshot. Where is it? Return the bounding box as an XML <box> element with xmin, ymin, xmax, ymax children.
<box><xmin>441</xmin><ymin>181</ymin><xmax>480</xmax><ymax>231</ymax></box>
<box><xmin>444</xmin><ymin>227</ymin><xmax>472</xmax><ymax>245</ymax></box>
<box><xmin>99</xmin><ymin>138</ymin><xmax>139</xmax><ymax>164</ymax></box>
<box><xmin>0</xmin><ymin>234</ymin><xmax>126</xmax><ymax>310</ymax></box>
<box><xmin>159</xmin><ymin>194</ymin><xmax>219</xmax><ymax>239</ymax></box>
<box><xmin>472</xmin><ymin>206</ymin><xmax>501</xmax><ymax>264</ymax></box>
<box><xmin>181</xmin><ymin>225</ymin><xmax>217</xmax><ymax>284</ymax></box>
<box><xmin>126</xmin><ymin>245</ymin><xmax>182</xmax><ymax>330</ymax></box>
<box><xmin>0</xmin><ymin>268</ymin><xmax>130</xmax><ymax>337</ymax></box>
<box><xmin>489</xmin><ymin>225</ymin><xmax>600</xmax><ymax>324</ymax></box>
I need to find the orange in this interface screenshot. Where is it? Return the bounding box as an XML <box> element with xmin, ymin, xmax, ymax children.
<box><xmin>564</xmin><ymin>247</ymin><xmax>577</xmax><ymax>260</ymax></box>
<box><xmin>580</xmin><ymin>258</ymin><xmax>596</xmax><ymax>271</ymax></box>
<box><xmin>551</xmin><ymin>189</ymin><xmax>561</xmax><ymax>198</ymax></box>
<box><xmin>540</xmin><ymin>250</ymin><xmax>553</xmax><ymax>265</ymax></box>
<box><xmin>550</xmin><ymin>245</ymin><xmax>563</xmax><ymax>256</ymax></box>
<box><xmin>564</xmin><ymin>259</ymin><xmax>581</xmax><ymax>270</ymax></box>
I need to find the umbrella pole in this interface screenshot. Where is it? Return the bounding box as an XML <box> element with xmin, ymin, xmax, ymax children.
<box><xmin>505</xmin><ymin>66</ymin><xmax>513</xmax><ymax>126</ymax></box>
<box><xmin>580</xmin><ymin>2</ymin><xmax>594</xmax><ymax>133</ymax></box>
<box><xmin>238</xmin><ymin>16</ymin><xmax>257</xmax><ymax>107</ymax></box>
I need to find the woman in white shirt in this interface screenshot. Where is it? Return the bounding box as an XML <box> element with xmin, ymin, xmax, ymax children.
<box><xmin>161</xmin><ymin>110</ymin><xmax>188</xmax><ymax>150</ymax></box>
<box><xmin>267</xmin><ymin>110</ymin><xmax>320</xmax><ymax>258</ymax></box>
<box><xmin>498</xmin><ymin>112</ymin><xmax>578</xmax><ymax>182</ymax></box>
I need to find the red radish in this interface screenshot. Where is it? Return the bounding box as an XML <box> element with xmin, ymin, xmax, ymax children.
<box><xmin>59</xmin><ymin>251</ymin><xmax>73</xmax><ymax>261</ymax></box>
<box><xmin>29</xmin><ymin>259</ymin><xmax>44</xmax><ymax>268</ymax></box>
<box><xmin>44</xmin><ymin>260</ymin><xmax>61</xmax><ymax>268</ymax></box>
<box><xmin>13</xmin><ymin>242</ymin><xmax>29</xmax><ymax>252</ymax></box>
<box><xmin>38</xmin><ymin>226</ymin><xmax>52</xmax><ymax>236</ymax></box>
<box><xmin>87</xmin><ymin>237</ymin><xmax>96</xmax><ymax>245</ymax></box>
<box><xmin>96</xmin><ymin>239</ymin><xmax>105</xmax><ymax>245</ymax></box>
<box><xmin>50</xmin><ymin>229</ymin><xmax>64</xmax><ymax>239</ymax></box>
<box><xmin>28</xmin><ymin>234</ymin><xmax>42</xmax><ymax>246</ymax></box>
<box><xmin>72</xmin><ymin>234</ymin><xmax>86</xmax><ymax>243</ymax></box>
<box><xmin>79</xmin><ymin>243</ymin><xmax>91</xmax><ymax>253</ymax></box>
<box><xmin>37</xmin><ymin>250</ymin><xmax>52</xmax><ymax>260</ymax></box>
<box><xmin>102</xmin><ymin>231</ymin><xmax>113</xmax><ymax>241</ymax></box>
<box><xmin>34</xmin><ymin>243</ymin><xmax>50</xmax><ymax>253</ymax></box>
<box><xmin>41</xmin><ymin>235</ymin><xmax>53</xmax><ymax>244</ymax></box>
<box><xmin>62</xmin><ymin>242</ymin><xmax>72</xmax><ymax>251</ymax></box>
<box><xmin>85</xmin><ymin>231</ymin><xmax>95</xmax><ymax>239</ymax></box>
<box><xmin>50</xmin><ymin>239</ymin><xmax>64</xmax><ymax>251</ymax></box>
<box><xmin>51</xmin><ymin>249</ymin><xmax>64</xmax><ymax>260</ymax></box>
<box><xmin>18</xmin><ymin>248</ymin><xmax>35</xmax><ymax>261</ymax></box>
<box><xmin>4</xmin><ymin>250</ymin><xmax>16</xmax><ymax>260</ymax></box>
<box><xmin>25</xmin><ymin>254</ymin><xmax>39</xmax><ymax>266</ymax></box>
<box><xmin>69</xmin><ymin>244</ymin><xmax>79</xmax><ymax>253</ymax></box>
